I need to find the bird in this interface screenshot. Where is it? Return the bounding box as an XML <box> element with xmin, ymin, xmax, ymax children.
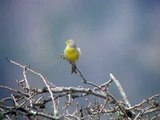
<box><xmin>64</xmin><ymin>39</ymin><xmax>81</xmax><ymax>74</ymax></box>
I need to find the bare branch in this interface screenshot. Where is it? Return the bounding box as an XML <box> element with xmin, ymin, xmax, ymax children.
<box><xmin>0</xmin><ymin>58</ymin><xmax>159</xmax><ymax>120</ymax></box>
<box><xmin>110</xmin><ymin>73</ymin><xmax>131</xmax><ymax>108</ymax></box>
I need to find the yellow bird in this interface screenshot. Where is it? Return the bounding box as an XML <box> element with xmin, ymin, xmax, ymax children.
<box><xmin>64</xmin><ymin>39</ymin><xmax>81</xmax><ymax>74</ymax></box>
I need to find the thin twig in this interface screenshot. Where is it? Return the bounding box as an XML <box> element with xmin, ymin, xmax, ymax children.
<box><xmin>22</xmin><ymin>66</ymin><xmax>33</xmax><ymax>107</ymax></box>
<box><xmin>129</xmin><ymin>93</ymin><xmax>160</xmax><ymax>110</ymax></box>
<box><xmin>6</xmin><ymin>58</ymin><xmax>58</xmax><ymax>116</ymax></box>
<box><xmin>72</xmin><ymin>63</ymin><xmax>87</xmax><ymax>83</ymax></box>
<box><xmin>110</xmin><ymin>73</ymin><xmax>131</xmax><ymax>108</ymax></box>
<box><xmin>0</xmin><ymin>85</ymin><xmax>29</xmax><ymax>97</ymax></box>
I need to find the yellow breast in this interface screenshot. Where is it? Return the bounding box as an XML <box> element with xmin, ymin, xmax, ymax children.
<box><xmin>64</xmin><ymin>47</ymin><xmax>79</xmax><ymax>63</ymax></box>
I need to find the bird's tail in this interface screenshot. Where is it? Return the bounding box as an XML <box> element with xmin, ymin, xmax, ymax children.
<box><xmin>71</xmin><ymin>63</ymin><xmax>77</xmax><ymax>74</ymax></box>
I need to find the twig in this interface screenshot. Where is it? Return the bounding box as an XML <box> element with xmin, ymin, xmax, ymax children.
<box><xmin>110</xmin><ymin>73</ymin><xmax>131</xmax><ymax>108</ymax></box>
<box><xmin>129</xmin><ymin>93</ymin><xmax>160</xmax><ymax>110</ymax></box>
<box><xmin>6</xmin><ymin>58</ymin><xmax>58</xmax><ymax>116</ymax></box>
<box><xmin>0</xmin><ymin>85</ymin><xmax>29</xmax><ymax>97</ymax></box>
<box><xmin>11</xmin><ymin>94</ymin><xmax>19</xmax><ymax>107</ymax></box>
<box><xmin>22</xmin><ymin>66</ymin><xmax>33</xmax><ymax>107</ymax></box>
<box><xmin>0</xmin><ymin>108</ymin><xmax>11</xmax><ymax>120</ymax></box>
<box><xmin>4</xmin><ymin>57</ymin><xmax>160</xmax><ymax>119</ymax></box>
<box><xmin>71</xmin><ymin>63</ymin><xmax>87</xmax><ymax>83</ymax></box>
<box><xmin>93</xmin><ymin>79</ymin><xmax>113</xmax><ymax>91</ymax></box>
<box><xmin>61</xmin><ymin>55</ymin><xmax>105</xmax><ymax>90</ymax></box>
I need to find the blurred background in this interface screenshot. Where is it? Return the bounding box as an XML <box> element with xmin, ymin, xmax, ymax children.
<box><xmin>0</xmin><ymin>0</ymin><xmax>160</xmax><ymax>107</ymax></box>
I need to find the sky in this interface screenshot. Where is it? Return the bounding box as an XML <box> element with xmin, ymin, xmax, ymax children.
<box><xmin>0</xmin><ymin>0</ymin><xmax>160</xmax><ymax>108</ymax></box>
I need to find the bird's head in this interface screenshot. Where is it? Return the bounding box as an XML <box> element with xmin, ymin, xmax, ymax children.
<box><xmin>65</xmin><ymin>39</ymin><xmax>76</xmax><ymax>48</ymax></box>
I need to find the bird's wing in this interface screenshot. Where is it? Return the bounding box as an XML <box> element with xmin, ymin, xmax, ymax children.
<box><xmin>77</xmin><ymin>48</ymin><xmax>81</xmax><ymax>55</ymax></box>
